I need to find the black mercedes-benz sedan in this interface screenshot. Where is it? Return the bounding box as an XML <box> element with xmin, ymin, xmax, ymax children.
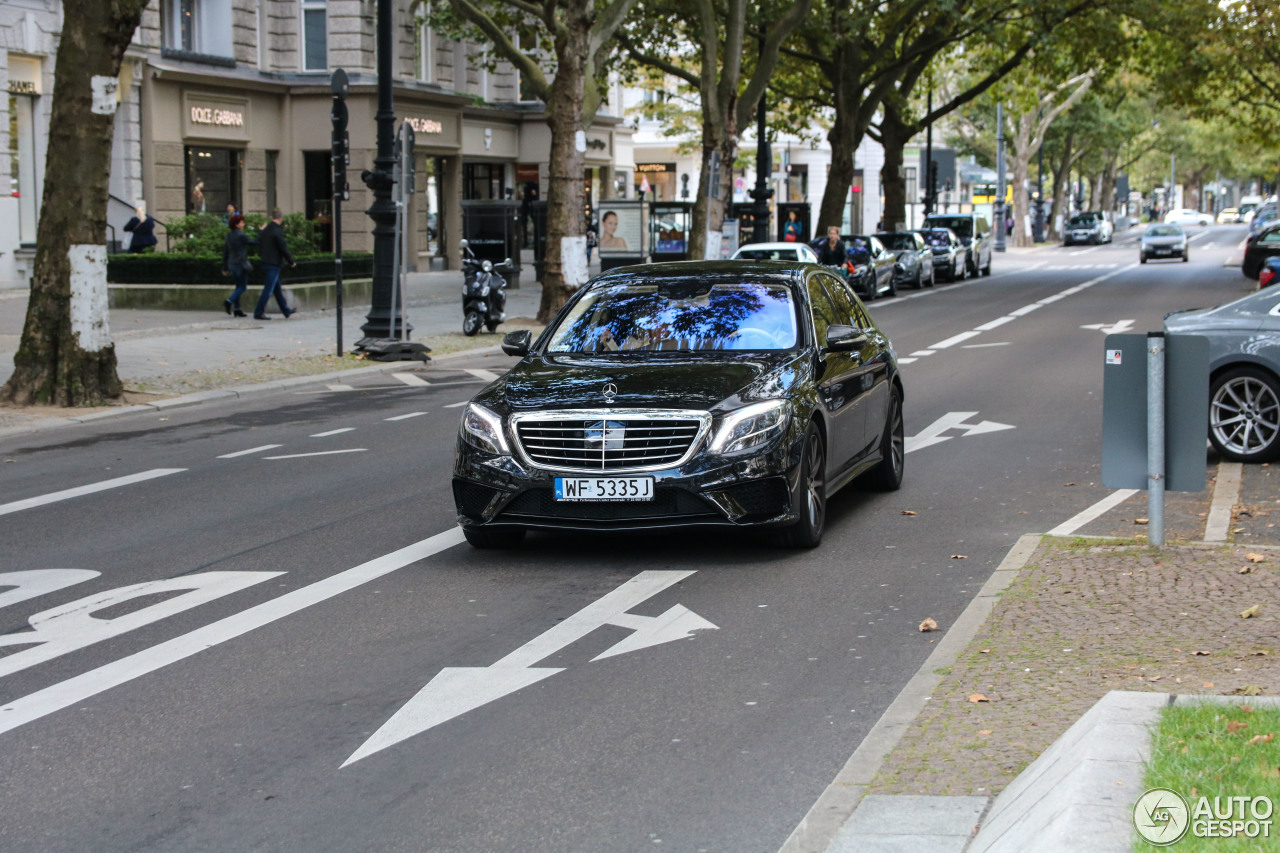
<box><xmin>452</xmin><ymin>260</ymin><xmax>904</xmax><ymax>549</ymax></box>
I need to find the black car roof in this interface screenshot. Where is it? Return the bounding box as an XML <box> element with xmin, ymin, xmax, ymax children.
<box><xmin>591</xmin><ymin>259</ymin><xmax>809</xmax><ymax>285</ymax></box>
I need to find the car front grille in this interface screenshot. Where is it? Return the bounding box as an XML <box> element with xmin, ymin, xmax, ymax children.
<box><xmin>512</xmin><ymin>411</ymin><xmax>708</xmax><ymax>472</ymax></box>
<box><xmin>498</xmin><ymin>488</ymin><xmax>720</xmax><ymax>523</ymax></box>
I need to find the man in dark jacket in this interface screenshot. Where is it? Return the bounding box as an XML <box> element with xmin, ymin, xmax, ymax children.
<box><xmin>816</xmin><ymin>225</ymin><xmax>846</xmax><ymax>266</ymax></box>
<box><xmin>253</xmin><ymin>209</ymin><xmax>297</xmax><ymax>320</ymax></box>
<box><xmin>123</xmin><ymin>205</ymin><xmax>158</xmax><ymax>253</ymax></box>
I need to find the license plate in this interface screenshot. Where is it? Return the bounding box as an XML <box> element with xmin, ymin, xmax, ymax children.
<box><xmin>554</xmin><ymin>477</ymin><xmax>654</xmax><ymax>502</ymax></box>
<box><xmin>1155</xmin><ymin>248</ymin><xmax>1172</xmax><ymax>255</ymax></box>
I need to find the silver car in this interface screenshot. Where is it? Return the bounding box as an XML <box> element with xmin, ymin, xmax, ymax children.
<box><xmin>1165</xmin><ymin>287</ymin><xmax>1280</xmax><ymax>461</ymax></box>
<box><xmin>1140</xmin><ymin>223</ymin><xmax>1188</xmax><ymax>264</ymax></box>
<box><xmin>730</xmin><ymin>242</ymin><xmax>820</xmax><ymax>263</ymax></box>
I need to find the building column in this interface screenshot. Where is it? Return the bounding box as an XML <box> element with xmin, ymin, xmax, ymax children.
<box><xmin>441</xmin><ymin>153</ymin><xmax>462</xmax><ymax>270</ymax></box>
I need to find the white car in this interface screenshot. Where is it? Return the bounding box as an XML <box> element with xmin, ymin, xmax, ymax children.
<box><xmin>1164</xmin><ymin>208</ymin><xmax>1212</xmax><ymax>226</ymax></box>
<box><xmin>730</xmin><ymin>242</ymin><xmax>820</xmax><ymax>263</ymax></box>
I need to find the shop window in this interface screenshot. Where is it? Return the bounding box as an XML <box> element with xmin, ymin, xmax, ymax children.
<box><xmin>266</xmin><ymin>150</ymin><xmax>278</xmax><ymax>214</ymax></box>
<box><xmin>163</xmin><ymin>0</ymin><xmax>234</xmax><ymax>62</ymax></box>
<box><xmin>464</xmin><ymin>162</ymin><xmax>504</xmax><ymax>201</ymax></box>
<box><xmin>185</xmin><ymin>146</ymin><xmax>241</xmax><ymax>216</ymax></box>
<box><xmin>303</xmin><ymin>151</ymin><xmax>334</xmax><ymax>251</ymax></box>
<box><xmin>9</xmin><ymin>93</ymin><xmax>39</xmax><ymax>245</ymax></box>
<box><xmin>786</xmin><ymin>164</ymin><xmax>808</xmax><ymax>202</ymax></box>
<box><xmin>302</xmin><ymin>0</ymin><xmax>328</xmax><ymax>72</ymax></box>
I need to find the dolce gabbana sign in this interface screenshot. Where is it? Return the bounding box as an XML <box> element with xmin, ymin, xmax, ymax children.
<box><xmin>183</xmin><ymin>93</ymin><xmax>250</xmax><ymax>140</ymax></box>
<box><xmin>406</xmin><ymin>117</ymin><xmax>443</xmax><ymax>134</ymax></box>
<box><xmin>190</xmin><ymin>106</ymin><xmax>243</xmax><ymax>127</ymax></box>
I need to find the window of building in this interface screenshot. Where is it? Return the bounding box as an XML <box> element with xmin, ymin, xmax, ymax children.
<box><xmin>415</xmin><ymin>3</ymin><xmax>435</xmax><ymax>83</ymax></box>
<box><xmin>9</xmin><ymin>93</ymin><xmax>39</xmax><ymax>244</ymax></box>
<box><xmin>463</xmin><ymin>162</ymin><xmax>504</xmax><ymax>200</ymax></box>
<box><xmin>163</xmin><ymin>0</ymin><xmax>234</xmax><ymax>60</ymax></box>
<box><xmin>185</xmin><ymin>146</ymin><xmax>241</xmax><ymax>216</ymax></box>
<box><xmin>302</xmin><ymin>0</ymin><xmax>328</xmax><ymax>72</ymax></box>
<box><xmin>516</xmin><ymin>30</ymin><xmax>538</xmax><ymax>102</ymax></box>
<box><xmin>265</xmin><ymin>150</ymin><xmax>278</xmax><ymax>214</ymax></box>
<box><xmin>905</xmin><ymin>166</ymin><xmax>918</xmax><ymax>203</ymax></box>
<box><xmin>786</xmin><ymin>164</ymin><xmax>808</xmax><ymax>202</ymax></box>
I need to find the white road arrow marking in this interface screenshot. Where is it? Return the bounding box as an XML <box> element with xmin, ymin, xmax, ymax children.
<box><xmin>1081</xmin><ymin>319</ymin><xmax>1135</xmax><ymax>334</ymax></box>
<box><xmin>343</xmin><ymin>570</ymin><xmax>715</xmax><ymax>766</ymax></box>
<box><xmin>905</xmin><ymin>412</ymin><xmax>1016</xmax><ymax>454</ymax></box>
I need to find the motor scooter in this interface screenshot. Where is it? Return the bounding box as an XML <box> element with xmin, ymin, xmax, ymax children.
<box><xmin>461</xmin><ymin>240</ymin><xmax>514</xmax><ymax>336</ymax></box>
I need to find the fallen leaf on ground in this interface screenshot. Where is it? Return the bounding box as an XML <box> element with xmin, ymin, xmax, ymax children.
<box><xmin>1228</xmin><ymin>720</ymin><xmax>1249</xmax><ymax>734</ymax></box>
<box><xmin>1203</xmin><ymin>682</ymin><xmax>1216</xmax><ymax>689</ymax></box>
<box><xmin>1234</xmin><ymin>527</ymin><xmax>1246</xmax><ymax>533</ymax></box>
<box><xmin>918</xmin><ymin>617</ymin><xmax>938</xmax><ymax>632</ymax></box>
<box><xmin>1063</xmin><ymin>482</ymin><xmax>1077</xmax><ymax>487</ymax></box>
<box><xmin>1242</xmin><ymin>605</ymin><xmax>1262</xmax><ymax>619</ymax></box>
<box><xmin>1232</xmin><ymin>685</ymin><xmax>1263</xmax><ymax>696</ymax></box>
<box><xmin>1254</xmin><ymin>650</ymin><xmax>1271</xmax><ymax>656</ymax></box>
<box><xmin>978</xmin><ymin>730</ymin><xmax>992</xmax><ymax>735</ymax></box>
<box><xmin>1241</xmin><ymin>566</ymin><xmax>1255</xmax><ymax>574</ymax></box>
<box><xmin>968</xmin><ymin>694</ymin><xmax>990</xmax><ymax>703</ymax></box>
<box><xmin>1146</xmin><ymin>676</ymin><xmax>1163</xmax><ymax>682</ymax></box>
<box><xmin>1194</xmin><ymin>650</ymin><xmax>1211</xmax><ymax>656</ymax></box>
<box><xmin>1248</xmin><ymin>734</ymin><xmax>1275</xmax><ymax>745</ymax></box>
<box><xmin>901</xmin><ymin>510</ymin><xmax>918</xmax><ymax>516</ymax></box>
<box><xmin>951</xmin><ymin>554</ymin><xmax>968</xmax><ymax>559</ymax></box>
<box><xmin>1135</xmin><ymin>518</ymin><xmax>1149</xmax><ymax>525</ymax></box>
<box><xmin>1248</xmin><ymin>553</ymin><xmax>1267</xmax><ymax>563</ymax></box>
<box><xmin>979</xmin><ymin>649</ymin><xmax>991</xmax><ymax>654</ymax></box>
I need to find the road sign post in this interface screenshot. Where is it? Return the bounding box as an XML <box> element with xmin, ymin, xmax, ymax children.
<box><xmin>330</xmin><ymin>69</ymin><xmax>349</xmax><ymax>357</ymax></box>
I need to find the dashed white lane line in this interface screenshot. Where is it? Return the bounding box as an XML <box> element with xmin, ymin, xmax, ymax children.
<box><xmin>444</xmin><ymin>401</ymin><xmax>468</xmax><ymax>409</ymax></box>
<box><xmin>464</xmin><ymin>369</ymin><xmax>501</xmax><ymax>382</ymax></box>
<box><xmin>909</xmin><ymin>350</ymin><xmax>935</xmax><ymax>357</ymax></box>
<box><xmin>311</xmin><ymin>427</ymin><xmax>356</xmax><ymax>438</ymax></box>
<box><xmin>897</xmin><ymin>357</ymin><xmax>918</xmax><ymax>364</ymax></box>
<box><xmin>392</xmin><ymin>373</ymin><xmax>430</xmax><ymax>387</ymax></box>
<box><xmin>217</xmin><ymin>445</ymin><xmax>283</xmax><ymax>459</ymax></box>
<box><xmin>962</xmin><ymin>342</ymin><xmax>1010</xmax><ymax>349</ymax></box>
<box><xmin>327</xmin><ymin>384</ymin><xmax>355</xmax><ymax>391</ymax></box>
<box><xmin>929</xmin><ymin>331</ymin><xmax>982</xmax><ymax>350</ymax></box>
<box><xmin>384</xmin><ymin>412</ymin><xmax>428</xmax><ymax>421</ymax></box>
<box><xmin>0</xmin><ymin>527</ymin><xmax>467</xmax><ymax>738</ymax></box>
<box><xmin>974</xmin><ymin>316</ymin><xmax>1015</xmax><ymax>331</ymax></box>
<box><xmin>0</xmin><ymin>469</ymin><xmax>187</xmax><ymax>517</ymax></box>
<box><xmin>264</xmin><ymin>449</ymin><xmax>368</xmax><ymax>460</ymax></box>
<box><xmin>1009</xmin><ymin>303</ymin><xmax>1043</xmax><ymax>316</ymax></box>
<box><xmin>1047</xmin><ymin>489</ymin><xmax>1140</xmax><ymax>536</ymax></box>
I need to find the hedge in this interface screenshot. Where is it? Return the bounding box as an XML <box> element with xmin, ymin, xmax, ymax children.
<box><xmin>107</xmin><ymin>253</ymin><xmax>374</xmax><ymax>284</ymax></box>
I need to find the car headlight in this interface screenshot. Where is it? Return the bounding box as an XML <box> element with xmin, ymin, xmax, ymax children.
<box><xmin>709</xmin><ymin>400</ymin><xmax>791</xmax><ymax>456</ymax></box>
<box><xmin>482</xmin><ymin>260</ymin><xmax>493</xmax><ymax>272</ymax></box>
<box><xmin>460</xmin><ymin>403</ymin><xmax>509</xmax><ymax>455</ymax></box>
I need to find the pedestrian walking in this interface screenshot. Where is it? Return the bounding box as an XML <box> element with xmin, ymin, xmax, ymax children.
<box><xmin>221</xmin><ymin>213</ymin><xmax>255</xmax><ymax>318</ymax></box>
<box><xmin>123</xmin><ymin>205</ymin><xmax>157</xmax><ymax>253</ymax></box>
<box><xmin>586</xmin><ymin>221</ymin><xmax>598</xmax><ymax>262</ymax></box>
<box><xmin>254</xmin><ymin>208</ymin><xmax>297</xmax><ymax>320</ymax></box>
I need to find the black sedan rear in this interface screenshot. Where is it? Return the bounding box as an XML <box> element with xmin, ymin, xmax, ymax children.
<box><xmin>452</xmin><ymin>261</ymin><xmax>904</xmax><ymax>549</ymax></box>
<box><xmin>1243</xmin><ymin>220</ymin><xmax>1280</xmax><ymax>279</ymax></box>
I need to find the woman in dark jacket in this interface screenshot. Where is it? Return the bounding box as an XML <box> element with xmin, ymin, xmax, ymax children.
<box><xmin>123</xmin><ymin>206</ymin><xmax>158</xmax><ymax>253</ymax></box>
<box><xmin>222</xmin><ymin>213</ymin><xmax>256</xmax><ymax>317</ymax></box>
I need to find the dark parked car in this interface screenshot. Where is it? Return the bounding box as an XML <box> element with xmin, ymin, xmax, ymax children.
<box><xmin>842</xmin><ymin>234</ymin><xmax>898</xmax><ymax>300</ymax></box>
<box><xmin>1260</xmin><ymin>257</ymin><xmax>1280</xmax><ymax>290</ymax></box>
<box><xmin>452</xmin><ymin>260</ymin><xmax>905</xmax><ymax>549</ymax></box>
<box><xmin>1248</xmin><ymin>201</ymin><xmax>1278</xmax><ymax>237</ymax></box>
<box><xmin>1243</xmin><ymin>220</ymin><xmax>1280</xmax><ymax>279</ymax></box>
<box><xmin>922</xmin><ymin>213</ymin><xmax>992</xmax><ymax>277</ymax></box>
<box><xmin>914</xmin><ymin>227</ymin><xmax>966</xmax><ymax>281</ymax></box>
<box><xmin>875</xmin><ymin>231</ymin><xmax>935</xmax><ymax>289</ymax></box>
<box><xmin>1166</xmin><ymin>286</ymin><xmax>1280</xmax><ymax>462</ymax></box>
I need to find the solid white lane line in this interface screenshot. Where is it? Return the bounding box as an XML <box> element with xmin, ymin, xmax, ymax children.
<box><xmin>392</xmin><ymin>373</ymin><xmax>430</xmax><ymax>387</ymax></box>
<box><xmin>464</xmin><ymin>369</ymin><xmax>501</xmax><ymax>382</ymax></box>
<box><xmin>1047</xmin><ymin>489</ymin><xmax>1139</xmax><ymax>536</ymax></box>
<box><xmin>384</xmin><ymin>412</ymin><xmax>428</xmax><ymax>421</ymax></box>
<box><xmin>1009</xmin><ymin>304</ymin><xmax>1043</xmax><ymax>316</ymax></box>
<box><xmin>0</xmin><ymin>527</ymin><xmax>468</xmax><ymax>738</ymax></box>
<box><xmin>444</xmin><ymin>401</ymin><xmax>468</xmax><ymax>408</ymax></box>
<box><xmin>961</xmin><ymin>342</ymin><xmax>1010</xmax><ymax>349</ymax></box>
<box><xmin>217</xmin><ymin>445</ymin><xmax>283</xmax><ymax>459</ymax></box>
<box><xmin>0</xmin><ymin>469</ymin><xmax>186</xmax><ymax>518</ymax></box>
<box><xmin>1204</xmin><ymin>462</ymin><xmax>1243</xmax><ymax>543</ymax></box>
<box><xmin>311</xmin><ymin>428</ymin><xmax>355</xmax><ymax>437</ymax></box>
<box><xmin>327</xmin><ymin>384</ymin><xmax>355</xmax><ymax>391</ymax></box>
<box><xmin>928</xmin><ymin>331</ymin><xmax>982</xmax><ymax>350</ymax></box>
<box><xmin>974</xmin><ymin>316</ymin><xmax>1015</xmax><ymax>331</ymax></box>
<box><xmin>264</xmin><ymin>449</ymin><xmax>367</xmax><ymax>460</ymax></box>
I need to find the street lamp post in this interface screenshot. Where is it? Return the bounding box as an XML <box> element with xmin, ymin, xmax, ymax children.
<box><xmin>749</xmin><ymin>26</ymin><xmax>772</xmax><ymax>245</ymax></box>
<box><xmin>1033</xmin><ymin>117</ymin><xmax>1045</xmax><ymax>242</ymax></box>
<box><xmin>923</xmin><ymin>89</ymin><xmax>933</xmax><ymax>217</ymax></box>
<box><xmin>994</xmin><ymin>101</ymin><xmax>1006</xmax><ymax>252</ymax></box>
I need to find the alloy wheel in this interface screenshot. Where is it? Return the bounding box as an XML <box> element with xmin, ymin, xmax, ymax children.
<box><xmin>804</xmin><ymin>433</ymin><xmax>826</xmax><ymax>533</ymax></box>
<box><xmin>1212</xmin><ymin>373</ymin><xmax>1280</xmax><ymax>459</ymax></box>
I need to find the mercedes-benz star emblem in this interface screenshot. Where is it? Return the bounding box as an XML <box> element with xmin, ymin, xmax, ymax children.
<box><xmin>602</xmin><ymin>382</ymin><xmax>618</xmax><ymax>403</ymax></box>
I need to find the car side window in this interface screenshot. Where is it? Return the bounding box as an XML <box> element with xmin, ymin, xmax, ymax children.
<box><xmin>819</xmin><ymin>272</ymin><xmax>858</xmax><ymax>327</ymax></box>
<box><xmin>807</xmin><ymin>276</ymin><xmax>840</xmax><ymax>347</ymax></box>
<box><xmin>1261</xmin><ymin>231</ymin><xmax>1280</xmax><ymax>245</ymax></box>
<box><xmin>850</xmin><ymin>301</ymin><xmax>872</xmax><ymax>330</ymax></box>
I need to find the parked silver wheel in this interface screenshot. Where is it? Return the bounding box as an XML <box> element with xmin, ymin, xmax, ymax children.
<box><xmin>1210</xmin><ymin>367</ymin><xmax>1280</xmax><ymax>462</ymax></box>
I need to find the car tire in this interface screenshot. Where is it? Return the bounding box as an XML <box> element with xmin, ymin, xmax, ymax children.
<box><xmin>913</xmin><ymin>266</ymin><xmax>924</xmax><ymax>289</ymax></box>
<box><xmin>925</xmin><ymin>268</ymin><xmax>935</xmax><ymax>288</ymax></box>
<box><xmin>1210</xmin><ymin>367</ymin><xmax>1280</xmax><ymax>463</ymax></box>
<box><xmin>981</xmin><ymin>255</ymin><xmax>992</xmax><ymax>276</ymax></box>
<box><xmin>1140</xmin><ymin>253</ymin><xmax>1147</xmax><ymax>264</ymax></box>
<box><xmin>462</xmin><ymin>525</ymin><xmax>527</xmax><ymax>549</ymax></box>
<box><xmin>777</xmin><ymin>424</ymin><xmax>826</xmax><ymax>548</ymax></box>
<box><xmin>861</xmin><ymin>275</ymin><xmax>876</xmax><ymax>302</ymax></box>
<box><xmin>886</xmin><ymin>275</ymin><xmax>898</xmax><ymax>298</ymax></box>
<box><xmin>968</xmin><ymin>254</ymin><xmax>979</xmax><ymax>278</ymax></box>
<box><xmin>463</xmin><ymin>310</ymin><xmax>483</xmax><ymax>336</ymax></box>
<box><xmin>1182</xmin><ymin>251</ymin><xmax>1189</xmax><ymax>263</ymax></box>
<box><xmin>864</xmin><ymin>386</ymin><xmax>904</xmax><ymax>492</ymax></box>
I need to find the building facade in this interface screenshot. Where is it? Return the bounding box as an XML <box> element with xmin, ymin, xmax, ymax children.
<box><xmin>0</xmin><ymin>0</ymin><xmax>633</xmax><ymax>286</ymax></box>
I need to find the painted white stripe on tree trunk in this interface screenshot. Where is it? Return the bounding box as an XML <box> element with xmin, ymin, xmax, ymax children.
<box><xmin>0</xmin><ymin>469</ymin><xmax>186</xmax><ymax>517</ymax></box>
<box><xmin>0</xmin><ymin>527</ymin><xmax>467</xmax><ymax>738</ymax></box>
<box><xmin>68</xmin><ymin>244</ymin><xmax>111</xmax><ymax>352</ymax></box>
<box><xmin>217</xmin><ymin>444</ymin><xmax>282</xmax><ymax>459</ymax></box>
<box><xmin>1047</xmin><ymin>489</ymin><xmax>1139</xmax><ymax>536</ymax></box>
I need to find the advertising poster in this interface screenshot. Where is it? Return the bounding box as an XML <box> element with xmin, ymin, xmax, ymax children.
<box><xmin>598</xmin><ymin>203</ymin><xmax>644</xmax><ymax>256</ymax></box>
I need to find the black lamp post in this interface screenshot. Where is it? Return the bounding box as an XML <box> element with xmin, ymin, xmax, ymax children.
<box><xmin>1033</xmin><ymin>111</ymin><xmax>1045</xmax><ymax>243</ymax></box>
<box><xmin>749</xmin><ymin>25</ymin><xmax>772</xmax><ymax>243</ymax></box>
<box><xmin>358</xmin><ymin>0</ymin><xmax>408</xmax><ymax>340</ymax></box>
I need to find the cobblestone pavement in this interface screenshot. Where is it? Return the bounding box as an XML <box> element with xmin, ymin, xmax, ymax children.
<box><xmin>869</xmin><ymin>532</ymin><xmax>1280</xmax><ymax>798</ymax></box>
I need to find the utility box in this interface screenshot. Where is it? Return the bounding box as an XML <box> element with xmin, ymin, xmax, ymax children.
<box><xmin>1102</xmin><ymin>333</ymin><xmax>1210</xmax><ymax>492</ymax></box>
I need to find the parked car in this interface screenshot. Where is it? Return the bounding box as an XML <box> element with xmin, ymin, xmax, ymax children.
<box><xmin>1259</xmin><ymin>257</ymin><xmax>1280</xmax><ymax>290</ymax></box>
<box><xmin>1249</xmin><ymin>201</ymin><xmax>1279</xmax><ymax>237</ymax></box>
<box><xmin>914</xmin><ymin>227</ymin><xmax>966</xmax><ymax>282</ymax></box>
<box><xmin>1166</xmin><ymin>286</ymin><xmax>1280</xmax><ymax>462</ymax></box>
<box><xmin>922</xmin><ymin>213</ymin><xmax>992</xmax><ymax>277</ymax></box>
<box><xmin>1164</xmin><ymin>208</ymin><xmax>1212</xmax><ymax>226</ymax></box>
<box><xmin>1243</xmin><ymin>220</ymin><xmax>1280</xmax><ymax>279</ymax></box>
<box><xmin>1139</xmin><ymin>223</ymin><xmax>1188</xmax><ymax>264</ymax></box>
<box><xmin>731</xmin><ymin>242</ymin><xmax>820</xmax><ymax>263</ymax></box>
<box><xmin>1218</xmin><ymin>208</ymin><xmax>1241</xmax><ymax>224</ymax></box>
<box><xmin>874</xmin><ymin>231</ymin><xmax>934</xmax><ymax>289</ymax></box>
<box><xmin>1063</xmin><ymin>212</ymin><xmax>1113</xmax><ymax>245</ymax></box>
<box><xmin>842</xmin><ymin>234</ymin><xmax>898</xmax><ymax>300</ymax></box>
<box><xmin>452</xmin><ymin>260</ymin><xmax>905</xmax><ymax>549</ymax></box>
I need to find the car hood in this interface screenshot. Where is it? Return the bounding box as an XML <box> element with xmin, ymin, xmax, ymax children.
<box><xmin>1143</xmin><ymin>236</ymin><xmax>1185</xmax><ymax>246</ymax></box>
<box><xmin>492</xmin><ymin>351</ymin><xmax>805</xmax><ymax>412</ymax></box>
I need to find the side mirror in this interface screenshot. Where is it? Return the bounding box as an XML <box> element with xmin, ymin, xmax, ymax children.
<box><xmin>501</xmin><ymin>329</ymin><xmax>532</xmax><ymax>357</ymax></box>
<box><xmin>460</xmin><ymin>239</ymin><xmax>469</xmax><ymax>249</ymax></box>
<box><xmin>825</xmin><ymin>324</ymin><xmax>868</xmax><ymax>352</ymax></box>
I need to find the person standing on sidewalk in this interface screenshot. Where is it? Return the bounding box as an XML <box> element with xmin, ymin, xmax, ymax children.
<box><xmin>253</xmin><ymin>208</ymin><xmax>297</xmax><ymax>320</ymax></box>
<box><xmin>222</xmin><ymin>213</ymin><xmax>255</xmax><ymax>318</ymax></box>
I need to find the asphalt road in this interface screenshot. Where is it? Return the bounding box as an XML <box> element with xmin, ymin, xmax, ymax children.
<box><xmin>0</xmin><ymin>225</ymin><xmax>1252</xmax><ymax>852</ymax></box>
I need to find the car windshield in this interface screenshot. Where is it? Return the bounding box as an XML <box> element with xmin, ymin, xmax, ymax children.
<box><xmin>920</xmin><ymin>231</ymin><xmax>952</xmax><ymax>247</ymax></box>
<box><xmin>545</xmin><ymin>280</ymin><xmax>799</xmax><ymax>353</ymax></box>
<box><xmin>925</xmin><ymin>217</ymin><xmax>971</xmax><ymax>238</ymax></box>
<box><xmin>735</xmin><ymin>248</ymin><xmax>798</xmax><ymax>261</ymax></box>
<box><xmin>1146</xmin><ymin>225</ymin><xmax>1182</xmax><ymax>237</ymax></box>
<box><xmin>877</xmin><ymin>234</ymin><xmax>917</xmax><ymax>251</ymax></box>
<box><xmin>1069</xmin><ymin>215</ymin><xmax>1097</xmax><ymax>227</ymax></box>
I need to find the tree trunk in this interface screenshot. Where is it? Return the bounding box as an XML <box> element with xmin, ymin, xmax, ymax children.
<box><xmin>818</xmin><ymin>106</ymin><xmax>861</xmax><ymax>233</ymax></box>
<box><xmin>1008</xmin><ymin>113</ymin><xmax>1035</xmax><ymax>248</ymax></box>
<box><xmin>689</xmin><ymin>128</ymin><xmax>734</xmax><ymax>260</ymax></box>
<box><xmin>878</xmin><ymin>104</ymin><xmax>911</xmax><ymax>232</ymax></box>
<box><xmin>1047</xmin><ymin>134</ymin><xmax>1074</xmax><ymax>242</ymax></box>
<box><xmin>536</xmin><ymin>25</ymin><xmax>589</xmax><ymax>325</ymax></box>
<box><xmin>1099</xmin><ymin>154</ymin><xmax>1117</xmax><ymax>214</ymax></box>
<box><xmin>2</xmin><ymin>0</ymin><xmax>147</xmax><ymax>406</ymax></box>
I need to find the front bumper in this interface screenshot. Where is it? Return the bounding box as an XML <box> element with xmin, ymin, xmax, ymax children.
<box><xmin>452</xmin><ymin>435</ymin><xmax>805</xmax><ymax>532</ymax></box>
